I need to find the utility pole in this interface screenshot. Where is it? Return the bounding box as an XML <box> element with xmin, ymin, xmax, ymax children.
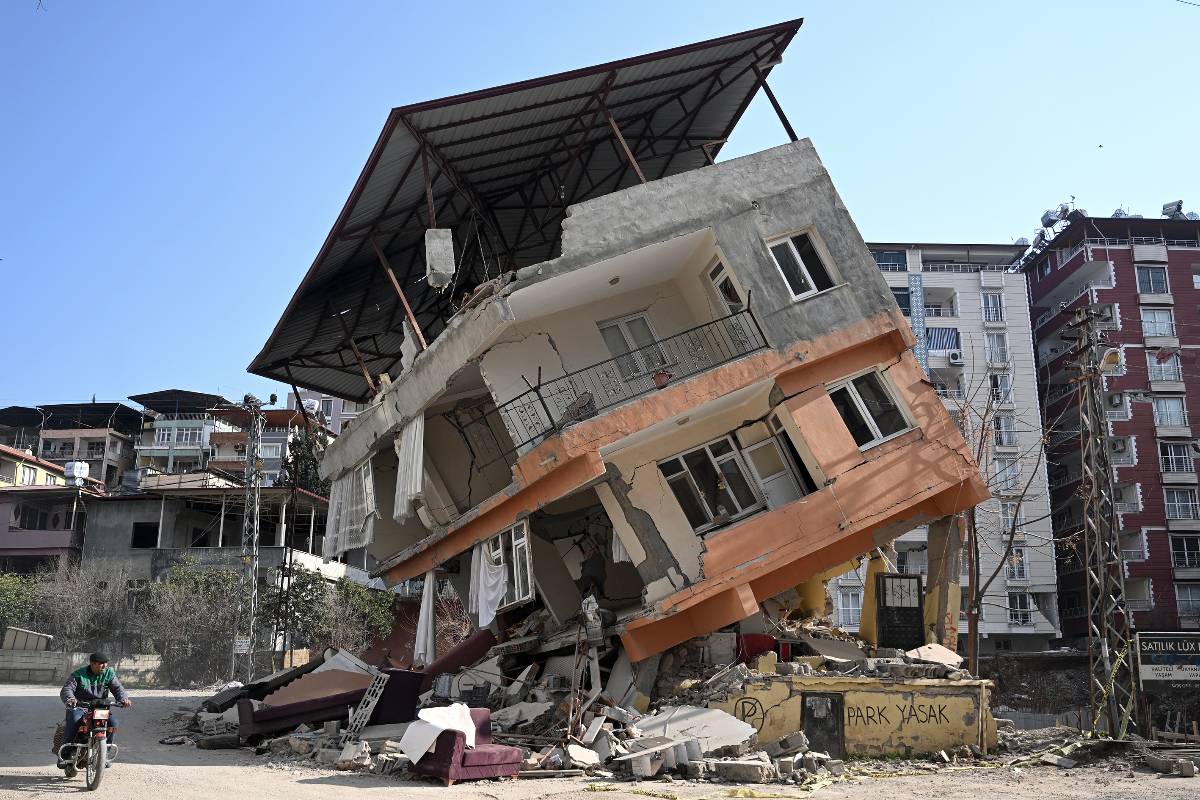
<box><xmin>234</xmin><ymin>393</ymin><xmax>270</xmax><ymax>681</ymax></box>
<box><xmin>1065</xmin><ymin>307</ymin><xmax>1137</xmax><ymax>738</ymax></box>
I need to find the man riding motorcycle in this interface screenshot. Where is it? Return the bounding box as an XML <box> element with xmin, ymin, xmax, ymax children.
<box><xmin>57</xmin><ymin>652</ymin><xmax>132</xmax><ymax>769</ymax></box>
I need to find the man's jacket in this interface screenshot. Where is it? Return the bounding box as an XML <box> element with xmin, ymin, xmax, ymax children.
<box><xmin>60</xmin><ymin>666</ymin><xmax>128</xmax><ymax>705</ymax></box>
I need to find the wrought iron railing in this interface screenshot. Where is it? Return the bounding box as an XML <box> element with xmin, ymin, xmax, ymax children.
<box><xmin>1155</xmin><ymin>410</ymin><xmax>1189</xmax><ymax>427</ymax></box>
<box><xmin>1149</xmin><ymin>364</ymin><xmax>1184</xmax><ymax>382</ymax></box>
<box><xmin>1166</xmin><ymin>500</ymin><xmax>1200</xmax><ymax>520</ymax></box>
<box><xmin>1162</xmin><ymin>455</ymin><xmax>1196</xmax><ymax>473</ymax></box>
<box><xmin>480</xmin><ymin>310</ymin><xmax>768</xmax><ymax>466</ymax></box>
<box><xmin>1173</xmin><ymin>550</ymin><xmax>1200</xmax><ymax>568</ymax></box>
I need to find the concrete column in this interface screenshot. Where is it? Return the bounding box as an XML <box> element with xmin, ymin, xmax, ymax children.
<box><xmin>218</xmin><ymin>493</ymin><xmax>226</xmax><ymax>547</ymax></box>
<box><xmin>924</xmin><ymin>515</ymin><xmax>963</xmax><ymax>648</ymax></box>
<box><xmin>279</xmin><ymin>499</ymin><xmax>288</xmax><ymax>548</ymax></box>
<box><xmin>857</xmin><ymin>544</ymin><xmax>896</xmax><ymax>647</ymax></box>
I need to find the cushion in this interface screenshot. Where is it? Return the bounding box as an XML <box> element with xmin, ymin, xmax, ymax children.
<box><xmin>460</xmin><ymin>743</ymin><xmax>523</xmax><ymax>767</ymax></box>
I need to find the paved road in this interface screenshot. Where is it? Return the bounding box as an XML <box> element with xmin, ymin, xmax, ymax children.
<box><xmin>0</xmin><ymin>684</ymin><xmax>1191</xmax><ymax>799</ymax></box>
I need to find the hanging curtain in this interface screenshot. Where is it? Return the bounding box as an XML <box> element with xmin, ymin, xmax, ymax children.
<box><xmin>322</xmin><ymin>458</ymin><xmax>376</xmax><ymax>559</ymax></box>
<box><xmin>392</xmin><ymin>416</ymin><xmax>425</xmax><ymax>525</ymax></box>
<box><xmin>412</xmin><ymin>569</ymin><xmax>437</xmax><ymax>668</ymax></box>
<box><xmin>468</xmin><ymin>541</ymin><xmax>507</xmax><ymax>628</ymax></box>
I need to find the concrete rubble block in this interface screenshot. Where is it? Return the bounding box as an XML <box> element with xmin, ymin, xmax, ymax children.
<box><xmin>753</xmin><ymin>652</ymin><xmax>779</xmax><ymax>673</ymax></box>
<box><xmin>601</xmin><ymin>706</ymin><xmax>637</xmax><ymax>725</ymax></box>
<box><xmin>825</xmin><ymin>759</ymin><xmax>844</xmax><ymax>776</ymax></box>
<box><xmin>680</xmin><ymin>760</ymin><xmax>710</xmax><ymax>779</ymax></box>
<box><xmin>906</xmin><ymin>643</ymin><xmax>964</xmax><ymax>668</ymax></box>
<box><xmin>636</xmin><ymin>705</ymin><xmax>756</xmax><ymax>757</ymax></box>
<box><xmin>336</xmin><ymin>740</ymin><xmax>372</xmax><ymax>770</ymax></box>
<box><xmin>714</xmin><ymin>759</ymin><xmax>776</xmax><ymax>783</ymax></box>
<box><xmin>315</xmin><ymin>748</ymin><xmax>342</xmax><ymax>765</ymax></box>
<box><xmin>567</xmin><ymin>743</ymin><xmax>601</xmax><ymax>767</ymax></box>
<box><xmin>582</xmin><ymin>716</ymin><xmax>606</xmax><ymax>745</ymax></box>
<box><xmin>1178</xmin><ymin>759</ymin><xmax>1196</xmax><ymax>778</ymax></box>
<box><xmin>288</xmin><ymin>733</ymin><xmax>317</xmax><ymax>755</ymax></box>
<box><xmin>776</xmin><ymin>758</ymin><xmax>794</xmax><ymax>775</ymax></box>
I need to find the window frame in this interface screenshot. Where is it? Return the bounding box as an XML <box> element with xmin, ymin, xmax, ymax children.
<box><xmin>1136</xmin><ymin>265</ymin><xmax>1169</xmax><ymax>294</ymax></box>
<box><xmin>993</xmin><ymin>456</ymin><xmax>1021</xmax><ymax>493</ymax></box>
<box><xmin>486</xmin><ymin>519</ymin><xmax>535</xmax><ymax>611</ymax></box>
<box><xmin>597</xmin><ymin>311</ymin><xmax>669</xmax><ymax>379</ymax></box>
<box><xmin>1147</xmin><ymin>351</ymin><xmax>1183</xmax><ymax>382</ymax></box>
<box><xmin>658</xmin><ymin>434</ymin><xmax>766</xmax><ymax>534</ymax></box>
<box><xmin>1141</xmin><ymin>307</ymin><xmax>1176</xmax><ymax>337</ymax></box>
<box><xmin>981</xmin><ymin>291</ymin><xmax>1005</xmax><ymax>323</ymax></box>
<box><xmin>1000</xmin><ymin>500</ymin><xmax>1025</xmax><ymax>533</ymax></box>
<box><xmin>985</xmin><ymin>332</ymin><xmax>1009</xmax><ymax>364</ymax></box>
<box><xmin>838</xmin><ymin>588</ymin><xmax>862</xmax><ymax>627</ymax></box>
<box><xmin>19</xmin><ymin>465</ymin><xmax>37</xmax><ymax>485</ymax></box>
<box><xmin>706</xmin><ymin>258</ymin><xmax>746</xmax><ymax>315</ymax></box>
<box><xmin>766</xmin><ymin>231</ymin><xmax>838</xmax><ymax>301</ymax></box>
<box><xmin>990</xmin><ymin>372</ymin><xmax>1014</xmax><ymax>405</ymax></box>
<box><xmin>1153</xmin><ymin>396</ymin><xmax>1187</xmax><ymax>426</ymax></box>
<box><xmin>1165</xmin><ymin>487</ymin><xmax>1199</xmax><ymax>520</ymax></box>
<box><xmin>994</xmin><ymin>413</ymin><xmax>1018</xmax><ymax>447</ymax></box>
<box><xmin>1006</xmin><ymin>546</ymin><xmax>1029</xmax><ymax>580</ymax></box>
<box><xmin>1161</xmin><ymin>441</ymin><xmax>1194</xmax><ymax>473</ymax></box>
<box><xmin>827</xmin><ymin>369</ymin><xmax>914</xmax><ymax>451</ymax></box>
<box><xmin>259</xmin><ymin>443</ymin><xmax>283</xmax><ymax>460</ymax></box>
<box><xmin>1008</xmin><ymin>591</ymin><xmax>1033</xmax><ymax>625</ymax></box>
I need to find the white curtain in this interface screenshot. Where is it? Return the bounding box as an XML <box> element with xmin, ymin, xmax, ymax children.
<box><xmin>412</xmin><ymin>569</ymin><xmax>437</xmax><ymax>668</ymax></box>
<box><xmin>612</xmin><ymin>533</ymin><xmax>631</xmax><ymax>563</ymax></box>
<box><xmin>469</xmin><ymin>541</ymin><xmax>507</xmax><ymax>628</ymax></box>
<box><xmin>322</xmin><ymin>459</ymin><xmax>376</xmax><ymax>560</ymax></box>
<box><xmin>392</xmin><ymin>416</ymin><xmax>425</xmax><ymax>525</ymax></box>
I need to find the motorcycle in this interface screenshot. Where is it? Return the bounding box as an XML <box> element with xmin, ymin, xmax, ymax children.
<box><xmin>57</xmin><ymin>696</ymin><xmax>119</xmax><ymax>790</ymax></box>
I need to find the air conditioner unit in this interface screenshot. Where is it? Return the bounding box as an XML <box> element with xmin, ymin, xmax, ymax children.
<box><xmin>1111</xmin><ymin>439</ymin><xmax>1128</xmax><ymax>454</ymax></box>
<box><xmin>1108</xmin><ymin>393</ymin><xmax>1124</xmax><ymax>409</ymax></box>
<box><xmin>948</xmin><ymin>350</ymin><xmax>965</xmax><ymax>366</ymax></box>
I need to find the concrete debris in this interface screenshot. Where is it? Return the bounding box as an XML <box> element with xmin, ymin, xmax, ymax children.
<box><xmin>636</xmin><ymin>706</ymin><xmax>757</xmax><ymax>757</ymax></box>
<box><xmin>1145</xmin><ymin>752</ymin><xmax>1197</xmax><ymax>777</ymax></box>
<box><xmin>907</xmin><ymin>642</ymin><xmax>965</xmax><ymax>668</ymax></box>
<box><xmin>1040</xmin><ymin>753</ymin><xmax>1077</xmax><ymax>769</ymax></box>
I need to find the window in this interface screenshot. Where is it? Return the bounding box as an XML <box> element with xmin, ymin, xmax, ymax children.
<box><xmin>872</xmin><ymin>249</ymin><xmax>906</xmax><ymax>271</ymax></box>
<box><xmin>982</xmin><ymin>291</ymin><xmax>1004</xmax><ymax>323</ymax></box>
<box><xmin>44</xmin><ymin>474</ymin><xmax>59</xmax><ymax>486</ymax></box>
<box><xmin>131</xmin><ymin>522</ymin><xmax>159</xmax><ymax>549</ymax></box>
<box><xmin>487</xmin><ymin>520</ymin><xmax>534</xmax><ymax>610</ymax></box>
<box><xmin>768</xmin><ymin>233</ymin><xmax>835</xmax><ymax>299</ymax></box>
<box><xmin>994</xmin><ymin>414</ymin><xmax>1017</xmax><ymax>447</ymax></box>
<box><xmin>828</xmin><ymin>371</ymin><xmax>909</xmax><ymax>448</ymax></box>
<box><xmin>1040</xmin><ymin>260</ymin><xmax>1051</xmax><ymax>278</ymax></box>
<box><xmin>1006</xmin><ymin>547</ymin><xmax>1028</xmax><ymax>580</ymax></box>
<box><xmin>175</xmin><ymin>427</ymin><xmax>202</xmax><ymax>446</ymax></box>
<box><xmin>1166</xmin><ymin>488</ymin><xmax>1199</xmax><ymax>520</ymax></box>
<box><xmin>1147</xmin><ymin>351</ymin><xmax>1183</xmax><ymax>382</ymax></box>
<box><xmin>19</xmin><ymin>465</ymin><xmax>36</xmax><ymax>485</ymax></box>
<box><xmin>86</xmin><ymin>442</ymin><xmax>105</xmax><ymax>458</ymax></box>
<box><xmin>17</xmin><ymin>505</ymin><xmax>48</xmax><ymax>530</ymax></box>
<box><xmin>1153</xmin><ymin>396</ymin><xmax>1187</xmax><ymax>427</ymax></box>
<box><xmin>838</xmin><ymin>589</ymin><xmax>862</xmax><ymax>627</ymax></box>
<box><xmin>959</xmin><ymin>585</ymin><xmax>970</xmax><ymax>620</ymax></box>
<box><xmin>1136</xmin><ymin>265</ymin><xmax>1168</xmax><ymax>294</ymax></box>
<box><xmin>1142</xmin><ymin>308</ymin><xmax>1176</xmax><ymax>337</ymax></box>
<box><xmin>767</xmin><ymin>414</ymin><xmax>818</xmax><ymax>495</ymax></box>
<box><xmin>990</xmin><ymin>372</ymin><xmax>1014</xmax><ymax>404</ymax></box>
<box><xmin>1060</xmin><ymin>591</ymin><xmax>1083</xmax><ymax>618</ymax></box>
<box><xmin>993</xmin><ymin>457</ymin><xmax>1020</xmax><ymax>492</ymax></box>
<box><xmin>1161</xmin><ymin>442</ymin><xmax>1194</xmax><ymax>474</ymax></box>
<box><xmin>1172</xmin><ymin>537</ymin><xmax>1200</xmax><ymax>569</ymax></box>
<box><xmin>1000</xmin><ymin>500</ymin><xmax>1025</xmax><ymax>534</ymax></box>
<box><xmin>890</xmin><ymin>288</ymin><xmax>911</xmax><ymax>316</ymax></box>
<box><xmin>154</xmin><ymin>428</ymin><xmax>173</xmax><ymax>446</ymax></box>
<box><xmin>659</xmin><ymin>436</ymin><xmax>763</xmax><ymax>532</ymax></box>
<box><xmin>598</xmin><ymin>313</ymin><xmax>668</xmax><ymax>379</ymax></box>
<box><xmin>320</xmin><ymin>398</ymin><xmax>334</xmax><ymax>418</ymax></box>
<box><xmin>1178</xmin><ymin>584</ymin><xmax>1200</xmax><ymax>618</ymax></box>
<box><xmin>707</xmin><ymin>261</ymin><xmax>745</xmax><ymax>314</ymax></box>
<box><xmin>264</xmin><ymin>471</ymin><xmax>280</xmax><ymax>485</ymax></box>
<box><xmin>985</xmin><ymin>332</ymin><xmax>1009</xmax><ymax>364</ymax></box>
<box><xmin>260</xmin><ymin>443</ymin><xmax>282</xmax><ymax>460</ymax></box>
<box><xmin>1008</xmin><ymin>592</ymin><xmax>1033</xmax><ymax>625</ymax></box>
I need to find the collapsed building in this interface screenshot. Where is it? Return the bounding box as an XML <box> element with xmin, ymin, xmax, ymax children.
<box><xmin>249</xmin><ymin>20</ymin><xmax>995</xmax><ymax>768</ymax></box>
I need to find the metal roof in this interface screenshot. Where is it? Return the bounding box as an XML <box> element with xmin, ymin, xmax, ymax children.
<box><xmin>0</xmin><ymin>403</ymin><xmax>143</xmax><ymax>433</ymax></box>
<box><xmin>248</xmin><ymin>19</ymin><xmax>804</xmax><ymax>400</ymax></box>
<box><xmin>127</xmin><ymin>390</ymin><xmax>231</xmax><ymax>415</ymax></box>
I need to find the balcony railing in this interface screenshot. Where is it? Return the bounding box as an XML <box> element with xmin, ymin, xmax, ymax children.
<box><xmin>1167</xmin><ymin>501</ymin><xmax>1200</xmax><ymax>520</ymax></box>
<box><xmin>1155</xmin><ymin>410</ymin><xmax>1190</xmax><ymax>427</ymax></box>
<box><xmin>839</xmin><ymin>609</ymin><xmax>862</xmax><ymax>627</ymax></box>
<box><xmin>1173</xmin><ymin>550</ymin><xmax>1200</xmax><ymax>568</ymax></box>
<box><xmin>922</xmin><ymin>262</ymin><xmax>1006</xmax><ymax>273</ymax></box>
<box><xmin>1009</xmin><ymin>610</ymin><xmax>1033</xmax><ymax>625</ymax></box>
<box><xmin>924</xmin><ymin>305</ymin><xmax>957</xmax><ymax>317</ymax></box>
<box><xmin>994</xmin><ymin>430</ymin><xmax>1018</xmax><ymax>447</ymax></box>
<box><xmin>1143</xmin><ymin>321</ymin><xmax>1177</xmax><ymax>337</ymax></box>
<box><xmin>1149</xmin><ymin>364</ymin><xmax>1184</xmax><ymax>382</ymax></box>
<box><xmin>1162</xmin><ymin>455</ymin><xmax>1196</xmax><ymax>473</ymax></box>
<box><xmin>986</xmin><ymin>348</ymin><xmax>1010</xmax><ymax>364</ymax></box>
<box><xmin>1180</xmin><ymin>602</ymin><xmax>1200</xmax><ymax>618</ymax></box>
<box><xmin>484</xmin><ymin>311</ymin><xmax>768</xmax><ymax>465</ymax></box>
<box><xmin>1126</xmin><ymin>599</ymin><xmax>1152</xmax><ymax>612</ymax></box>
<box><xmin>983</xmin><ymin>307</ymin><xmax>1005</xmax><ymax>323</ymax></box>
<box><xmin>934</xmin><ymin>386</ymin><xmax>964</xmax><ymax>400</ymax></box>
<box><xmin>1121</xmin><ymin>548</ymin><xmax>1145</xmax><ymax>561</ymax></box>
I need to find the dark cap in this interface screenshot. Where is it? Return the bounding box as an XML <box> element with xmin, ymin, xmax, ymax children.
<box><xmin>88</xmin><ymin>652</ymin><xmax>109</xmax><ymax>664</ymax></box>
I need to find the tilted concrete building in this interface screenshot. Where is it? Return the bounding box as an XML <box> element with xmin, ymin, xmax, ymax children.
<box><xmin>251</xmin><ymin>22</ymin><xmax>989</xmax><ymax>662</ymax></box>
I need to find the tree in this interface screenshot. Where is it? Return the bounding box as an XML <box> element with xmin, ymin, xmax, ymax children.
<box><xmin>28</xmin><ymin>562</ymin><xmax>131</xmax><ymax>653</ymax></box>
<box><xmin>141</xmin><ymin>558</ymin><xmax>248</xmax><ymax>685</ymax></box>
<box><xmin>279</xmin><ymin>426</ymin><xmax>331</xmax><ymax>497</ymax></box>
<box><xmin>318</xmin><ymin>577</ymin><xmax>394</xmax><ymax>655</ymax></box>
<box><xmin>258</xmin><ymin>563</ymin><xmax>329</xmax><ymax>651</ymax></box>
<box><xmin>0</xmin><ymin>573</ymin><xmax>35</xmax><ymax>637</ymax></box>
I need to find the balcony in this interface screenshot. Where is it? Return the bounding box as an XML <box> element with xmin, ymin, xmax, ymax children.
<box><xmin>923</xmin><ymin>305</ymin><xmax>957</xmax><ymax>318</ymax></box>
<box><xmin>1121</xmin><ymin>548</ymin><xmax>1145</xmax><ymax>561</ymax></box>
<box><xmin>1166</xmin><ymin>501</ymin><xmax>1200</xmax><ymax>521</ymax></box>
<box><xmin>1126</xmin><ymin>599</ymin><xmax>1152</xmax><ymax>613</ymax></box>
<box><xmin>1173</xmin><ymin>550</ymin><xmax>1200</xmax><ymax>568</ymax></box>
<box><xmin>490</xmin><ymin>311</ymin><xmax>768</xmax><ymax>462</ymax></box>
<box><xmin>1155</xmin><ymin>410</ymin><xmax>1191</xmax><ymax>438</ymax></box>
<box><xmin>1009</xmin><ymin>610</ymin><xmax>1034</xmax><ymax>626</ymax></box>
<box><xmin>1162</xmin><ymin>455</ymin><xmax>1196</xmax><ymax>474</ymax></box>
<box><xmin>0</xmin><ymin>529</ymin><xmax>83</xmax><ymax>552</ymax></box>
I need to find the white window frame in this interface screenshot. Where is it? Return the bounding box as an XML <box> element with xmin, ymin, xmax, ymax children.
<box><xmin>1136</xmin><ymin>265</ymin><xmax>1169</xmax><ymax>294</ymax></box>
<box><xmin>260</xmin><ymin>443</ymin><xmax>283</xmax><ymax>460</ymax></box>
<box><xmin>1141</xmin><ymin>308</ymin><xmax>1175</xmax><ymax>337</ymax></box>
<box><xmin>985</xmin><ymin>332</ymin><xmax>1009</xmax><ymax>364</ymax></box>
<box><xmin>19</xmin><ymin>465</ymin><xmax>37</xmax><ymax>485</ymax></box>
<box><xmin>838</xmin><ymin>588</ymin><xmax>862</xmax><ymax>628</ymax></box>
<box><xmin>1177</xmin><ymin>583</ymin><xmax>1200</xmax><ymax>618</ymax></box>
<box><xmin>990</xmin><ymin>372</ymin><xmax>1014</xmax><ymax>405</ymax></box>
<box><xmin>827</xmin><ymin>369</ymin><xmax>913</xmax><ymax>451</ymax></box>
<box><xmin>1153</xmin><ymin>396</ymin><xmax>1187</xmax><ymax>426</ymax></box>
<box><xmin>706</xmin><ymin>259</ymin><xmax>745</xmax><ymax>315</ymax></box>
<box><xmin>1165</xmin><ymin>487</ymin><xmax>1199</xmax><ymax>520</ymax></box>
<box><xmin>1006</xmin><ymin>547</ymin><xmax>1029</xmax><ymax>580</ymax></box>
<box><xmin>1147</xmin><ymin>351</ymin><xmax>1183</xmax><ymax>382</ymax></box>
<box><xmin>44</xmin><ymin>474</ymin><xmax>59</xmax><ymax>486</ymax></box>
<box><xmin>597</xmin><ymin>311</ymin><xmax>668</xmax><ymax>379</ymax></box>
<box><xmin>1161</xmin><ymin>442</ymin><xmax>1194</xmax><ymax>474</ymax></box>
<box><xmin>1171</xmin><ymin>536</ymin><xmax>1200</xmax><ymax>569</ymax></box>
<box><xmin>994</xmin><ymin>414</ymin><xmax>1018</xmax><ymax>447</ymax></box>
<box><xmin>487</xmin><ymin>519</ymin><xmax>535</xmax><ymax>611</ymax></box>
<box><xmin>154</xmin><ymin>428</ymin><xmax>173</xmax><ymax>446</ymax></box>
<box><xmin>658</xmin><ymin>435</ymin><xmax>765</xmax><ymax>533</ymax></box>
<box><xmin>320</xmin><ymin>398</ymin><xmax>335</xmax><ymax>418</ymax></box>
<box><xmin>766</xmin><ymin>232</ymin><xmax>838</xmax><ymax>301</ymax></box>
<box><xmin>993</xmin><ymin>456</ymin><xmax>1021</xmax><ymax>492</ymax></box>
<box><xmin>1000</xmin><ymin>500</ymin><xmax>1025</xmax><ymax>533</ymax></box>
<box><xmin>981</xmin><ymin>291</ymin><xmax>1005</xmax><ymax>323</ymax></box>
<box><xmin>1008</xmin><ymin>592</ymin><xmax>1033</xmax><ymax>625</ymax></box>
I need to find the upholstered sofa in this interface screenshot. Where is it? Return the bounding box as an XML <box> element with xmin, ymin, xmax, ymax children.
<box><xmin>407</xmin><ymin>708</ymin><xmax>523</xmax><ymax>785</ymax></box>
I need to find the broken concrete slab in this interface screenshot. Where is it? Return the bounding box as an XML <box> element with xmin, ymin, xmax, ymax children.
<box><xmin>714</xmin><ymin>759</ymin><xmax>775</xmax><ymax>783</ymax></box>
<box><xmin>1040</xmin><ymin>754</ymin><xmax>1077</xmax><ymax>769</ymax></box>
<box><xmin>793</xmin><ymin>633</ymin><xmax>866</xmax><ymax>662</ymax></box>
<box><xmin>566</xmin><ymin>743</ymin><xmax>601</xmax><ymax>767</ymax></box>
<box><xmin>907</xmin><ymin>642</ymin><xmax>964</xmax><ymax>668</ymax></box>
<box><xmin>490</xmin><ymin>701</ymin><xmax>552</xmax><ymax>731</ymax></box>
<box><xmin>636</xmin><ymin>705</ymin><xmax>756</xmax><ymax>756</ymax></box>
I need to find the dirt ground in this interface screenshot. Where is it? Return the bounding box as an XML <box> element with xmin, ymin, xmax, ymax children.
<box><xmin>0</xmin><ymin>684</ymin><xmax>1194</xmax><ymax>800</ymax></box>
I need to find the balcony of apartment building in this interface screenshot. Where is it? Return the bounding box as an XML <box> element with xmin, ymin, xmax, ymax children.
<box><xmin>1030</xmin><ymin>257</ymin><xmax>1114</xmax><ymax>330</ymax></box>
<box><xmin>0</xmin><ymin>490</ymin><xmax>87</xmax><ymax>570</ymax></box>
<box><xmin>1124</xmin><ymin>577</ymin><xmax>1153</xmax><ymax>614</ymax></box>
<box><xmin>1153</xmin><ymin>396</ymin><xmax>1191</xmax><ymax>438</ymax></box>
<box><xmin>1146</xmin><ymin>349</ymin><xmax>1186</xmax><ymax>394</ymax></box>
<box><xmin>1166</xmin><ymin>486</ymin><xmax>1200</xmax><ymax>532</ymax></box>
<box><xmin>1119</xmin><ymin>531</ymin><xmax>1146</xmax><ymax>563</ymax></box>
<box><xmin>1172</xmin><ymin>535</ymin><xmax>1200</xmax><ymax>579</ymax></box>
<box><xmin>1160</xmin><ymin>441</ymin><xmax>1197</xmax><ymax>485</ymax></box>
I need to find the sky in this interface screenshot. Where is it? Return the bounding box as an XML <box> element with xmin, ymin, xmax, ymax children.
<box><xmin>2</xmin><ymin>0</ymin><xmax>1198</xmax><ymax>408</ymax></box>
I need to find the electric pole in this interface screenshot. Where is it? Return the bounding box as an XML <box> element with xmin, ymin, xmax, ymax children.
<box><xmin>235</xmin><ymin>393</ymin><xmax>269</xmax><ymax>681</ymax></box>
<box><xmin>1066</xmin><ymin>307</ymin><xmax>1137</xmax><ymax>738</ymax></box>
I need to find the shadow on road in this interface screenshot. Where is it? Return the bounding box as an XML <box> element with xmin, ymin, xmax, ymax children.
<box><xmin>0</xmin><ymin>773</ymin><xmax>82</xmax><ymax>794</ymax></box>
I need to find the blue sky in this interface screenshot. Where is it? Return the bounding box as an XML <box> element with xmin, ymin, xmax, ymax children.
<box><xmin>2</xmin><ymin>1</ymin><xmax>1198</xmax><ymax>407</ymax></box>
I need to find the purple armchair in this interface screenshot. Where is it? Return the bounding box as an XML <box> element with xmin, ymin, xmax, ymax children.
<box><xmin>408</xmin><ymin>708</ymin><xmax>523</xmax><ymax>785</ymax></box>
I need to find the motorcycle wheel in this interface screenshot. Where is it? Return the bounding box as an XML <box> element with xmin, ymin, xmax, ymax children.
<box><xmin>85</xmin><ymin>739</ymin><xmax>105</xmax><ymax>790</ymax></box>
<box><xmin>63</xmin><ymin>762</ymin><xmax>77</xmax><ymax>779</ymax></box>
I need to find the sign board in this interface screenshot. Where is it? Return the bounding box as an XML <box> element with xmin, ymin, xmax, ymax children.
<box><xmin>233</xmin><ymin>636</ymin><xmax>252</xmax><ymax>655</ymax></box>
<box><xmin>1136</xmin><ymin>632</ymin><xmax>1200</xmax><ymax>690</ymax></box>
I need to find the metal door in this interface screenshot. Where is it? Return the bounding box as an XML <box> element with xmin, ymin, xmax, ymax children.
<box><xmin>801</xmin><ymin>692</ymin><xmax>844</xmax><ymax>759</ymax></box>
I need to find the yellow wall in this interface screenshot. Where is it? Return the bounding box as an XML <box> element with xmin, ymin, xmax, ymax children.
<box><xmin>709</xmin><ymin>675</ymin><xmax>997</xmax><ymax>757</ymax></box>
<box><xmin>0</xmin><ymin>451</ymin><xmax>64</xmax><ymax>486</ymax></box>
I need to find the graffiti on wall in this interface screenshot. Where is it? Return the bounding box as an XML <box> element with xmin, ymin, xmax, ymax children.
<box><xmin>845</xmin><ymin>701</ymin><xmax>951</xmax><ymax>729</ymax></box>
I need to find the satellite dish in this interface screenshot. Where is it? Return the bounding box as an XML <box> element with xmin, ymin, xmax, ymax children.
<box><xmin>1112</xmin><ymin>208</ymin><xmax>1127</xmax><ymax>218</ymax></box>
<box><xmin>1014</xmin><ymin>237</ymin><xmax>1030</xmax><ymax>246</ymax></box>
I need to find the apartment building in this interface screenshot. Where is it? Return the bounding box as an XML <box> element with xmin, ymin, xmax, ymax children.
<box><xmin>1026</xmin><ymin>211</ymin><xmax>1200</xmax><ymax>634</ymax></box>
<box><xmin>127</xmin><ymin>389</ymin><xmax>237</xmax><ymax>477</ymax></box>
<box><xmin>830</xmin><ymin>244</ymin><xmax>1060</xmax><ymax>652</ymax></box>
<box><xmin>206</xmin><ymin>407</ymin><xmax>323</xmax><ymax>486</ymax></box>
<box><xmin>0</xmin><ymin>443</ymin><xmax>103</xmax><ymax>571</ymax></box>
<box><xmin>0</xmin><ymin>403</ymin><xmax>140</xmax><ymax>488</ymax></box>
<box><xmin>250</xmin><ymin>23</ymin><xmax>989</xmax><ymax>663</ymax></box>
<box><xmin>287</xmin><ymin>389</ymin><xmax>370</xmax><ymax>435</ymax></box>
